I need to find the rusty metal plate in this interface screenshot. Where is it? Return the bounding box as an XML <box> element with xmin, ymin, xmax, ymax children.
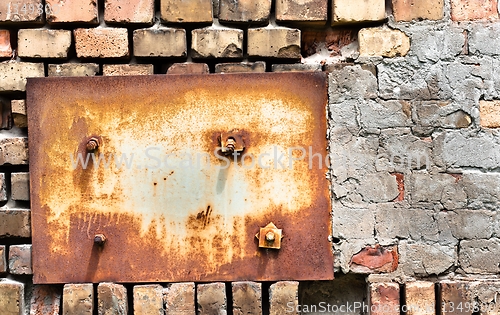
<box><xmin>27</xmin><ymin>73</ymin><xmax>333</xmax><ymax>283</ymax></box>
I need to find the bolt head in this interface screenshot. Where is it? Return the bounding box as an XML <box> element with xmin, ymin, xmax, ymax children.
<box><xmin>86</xmin><ymin>138</ymin><xmax>99</xmax><ymax>151</ymax></box>
<box><xmin>265</xmin><ymin>231</ymin><xmax>275</xmax><ymax>242</ymax></box>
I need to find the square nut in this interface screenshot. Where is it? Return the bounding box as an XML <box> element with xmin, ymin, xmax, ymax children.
<box><xmin>257</xmin><ymin>222</ymin><xmax>282</xmax><ymax>249</ymax></box>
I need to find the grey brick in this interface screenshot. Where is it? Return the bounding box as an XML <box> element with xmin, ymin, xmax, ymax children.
<box><xmin>333</xmin><ymin>207</ymin><xmax>375</xmax><ymax>239</ymax></box>
<box><xmin>459</xmin><ymin>239</ymin><xmax>500</xmax><ymax>274</ymax></box>
<box><xmin>328</xmin><ymin>65</ymin><xmax>377</xmax><ymax>103</ymax></box>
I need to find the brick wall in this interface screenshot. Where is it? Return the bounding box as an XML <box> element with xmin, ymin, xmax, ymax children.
<box><xmin>1</xmin><ymin>0</ymin><xmax>500</xmax><ymax>313</ymax></box>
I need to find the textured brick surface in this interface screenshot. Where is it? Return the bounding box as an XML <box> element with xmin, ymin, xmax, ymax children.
<box><xmin>0</xmin><ymin>173</ymin><xmax>6</xmax><ymax>201</ymax></box>
<box><xmin>133</xmin><ymin>285</ymin><xmax>163</xmax><ymax>315</ymax></box>
<box><xmin>333</xmin><ymin>0</ymin><xmax>385</xmax><ymax>24</ymax></box>
<box><xmin>11</xmin><ymin>100</ymin><xmax>27</xmax><ymax>128</ymax></box>
<box><xmin>8</xmin><ymin>244</ymin><xmax>32</xmax><ymax>275</ymax></box>
<box><xmin>272</xmin><ymin>63</ymin><xmax>322</xmax><ymax>72</ymax></box>
<box><xmin>74</xmin><ymin>28</ymin><xmax>129</xmax><ymax>58</ymax></box>
<box><xmin>18</xmin><ymin>29</ymin><xmax>71</xmax><ymax>58</ymax></box>
<box><xmin>63</xmin><ymin>284</ymin><xmax>93</xmax><ymax>315</ymax></box>
<box><xmin>11</xmin><ymin>172</ymin><xmax>29</xmax><ymax>201</ymax></box>
<box><xmin>219</xmin><ymin>0</ymin><xmax>271</xmax><ymax>23</ymax></box>
<box><xmin>247</xmin><ymin>27</ymin><xmax>301</xmax><ymax>59</ymax></box>
<box><xmin>369</xmin><ymin>283</ymin><xmax>400</xmax><ymax>315</ymax></box>
<box><xmin>276</xmin><ymin>0</ymin><xmax>327</xmax><ymax>22</ymax></box>
<box><xmin>439</xmin><ymin>281</ymin><xmax>472</xmax><ymax>315</ymax></box>
<box><xmin>350</xmin><ymin>245</ymin><xmax>398</xmax><ymax>273</ymax></box>
<box><xmin>0</xmin><ymin>62</ymin><xmax>44</xmax><ymax>92</ymax></box>
<box><xmin>0</xmin><ymin>209</ymin><xmax>30</xmax><ymax>237</ymax></box>
<box><xmin>0</xmin><ymin>0</ymin><xmax>44</xmax><ymax>23</ymax></box>
<box><xmin>30</xmin><ymin>285</ymin><xmax>62</xmax><ymax>315</ymax></box>
<box><xmin>46</xmin><ymin>0</ymin><xmax>98</xmax><ymax>24</ymax></box>
<box><xmin>98</xmin><ymin>283</ymin><xmax>128</xmax><ymax>315</ymax></box>
<box><xmin>192</xmin><ymin>27</ymin><xmax>243</xmax><ymax>58</ymax></box>
<box><xmin>133</xmin><ymin>28</ymin><xmax>186</xmax><ymax>57</ymax></box>
<box><xmin>392</xmin><ymin>0</ymin><xmax>444</xmax><ymax>21</ymax></box>
<box><xmin>215</xmin><ymin>61</ymin><xmax>266</xmax><ymax>73</ymax></box>
<box><xmin>0</xmin><ymin>137</ymin><xmax>28</xmax><ymax>165</ymax></box>
<box><xmin>0</xmin><ymin>245</ymin><xmax>5</xmax><ymax>273</ymax></box>
<box><xmin>103</xmin><ymin>64</ymin><xmax>154</xmax><ymax>76</ymax></box>
<box><xmin>269</xmin><ymin>281</ymin><xmax>299</xmax><ymax>315</ymax></box>
<box><xmin>105</xmin><ymin>0</ymin><xmax>154</xmax><ymax>24</ymax></box>
<box><xmin>0</xmin><ymin>30</ymin><xmax>12</xmax><ymax>58</ymax></box>
<box><xmin>0</xmin><ymin>279</ymin><xmax>25</xmax><ymax>315</ymax></box>
<box><xmin>405</xmin><ymin>282</ymin><xmax>435</xmax><ymax>315</ymax></box>
<box><xmin>48</xmin><ymin>63</ymin><xmax>99</xmax><ymax>76</ymax></box>
<box><xmin>167</xmin><ymin>63</ymin><xmax>209</xmax><ymax>74</ymax></box>
<box><xmin>164</xmin><ymin>282</ymin><xmax>195</xmax><ymax>315</ymax></box>
<box><xmin>480</xmin><ymin>100</ymin><xmax>500</xmax><ymax>128</ymax></box>
<box><xmin>197</xmin><ymin>283</ymin><xmax>226</xmax><ymax>315</ymax></box>
<box><xmin>359</xmin><ymin>27</ymin><xmax>410</xmax><ymax>57</ymax></box>
<box><xmin>451</xmin><ymin>0</ymin><xmax>499</xmax><ymax>21</ymax></box>
<box><xmin>232</xmin><ymin>282</ymin><xmax>262</xmax><ymax>315</ymax></box>
<box><xmin>161</xmin><ymin>0</ymin><xmax>212</xmax><ymax>23</ymax></box>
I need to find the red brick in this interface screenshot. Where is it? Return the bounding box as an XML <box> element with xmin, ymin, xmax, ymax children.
<box><xmin>392</xmin><ymin>0</ymin><xmax>444</xmax><ymax>21</ymax></box>
<box><xmin>0</xmin><ymin>30</ymin><xmax>12</xmax><ymax>58</ymax></box>
<box><xmin>405</xmin><ymin>282</ymin><xmax>435</xmax><ymax>315</ymax></box>
<box><xmin>98</xmin><ymin>283</ymin><xmax>128</xmax><ymax>315</ymax></box>
<box><xmin>269</xmin><ymin>281</ymin><xmax>299</xmax><ymax>315</ymax></box>
<box><xmin>370</xmin><ymin>283</ymin><xmax>400</xmax><ymax>315</ymax></box>
<box><xmin>219</xmin><ymin>0</ymin><xmax>271</xmax><ymax>23</ymax></box>
<box><xmin>232</xmin><ymin>282</ymin><xmax>262</xmax><ymax>315</ymax></box>
<box><xmin>103</xmin><ymin>64</ymin><xmax>153</xmax><ymax>76</ymax></box>
<box><xmin>392</xmin><ymin>173</ymin><xmax>405</xmax><ymax>201</ymax></box>
<box><xmin>276</xmin><ymin>0</ymin><xmax>327</xmax><ymax>22</ymax></box>
<box><xmin>451</xmin><ymin>0</ymin><xmax>499</xmax><ymax>21</ymax></box>
<box><xmin>63</xmin><ymin>284</ymin><xmax>93</xmax><ymax>315</ymax></box>
<box><xmin>30</xmin><ymin>285</ymin><xmax>61</xmax><ymax>315</ymax></box>
<box><xmin>105</xmin><ymin>0</ymin><xmax>154</xmax><ymax>24</ymax></box>
<box><xmin>350</xmin><ymin>245</ymin><xmax>398</xmax><ymax>273</ymax></box>
<box><xmin>8</xmin><ymin>244</ymin><xmax>32</xmax><ymax>275</ymax></box>
<box><xmin>0</xmin><ymin>209</ymin><xmax>31</xmax><ymax>238</ymax></box>
<box><xmin>46</xmin><ymin>0</ymin><xmax>98</xmax><ymax>24</ymax></box>
<box><xmin>74</xmin><ymin>28</ymin><xmax>129</xmax><ymax>58</ymax></box>
<box><xmin>439</xmin><ymin>281</ymin><xmax>473</xmax><ymax>315</ymax></box>
<box><xmin>167</xmin><ymin>63</ymin><xmax>209</xmax><ymax>74</ymax></box>
<box><xmin>161</xmin><ymin>0</ymin><xmax>212</xmax><ymax>23</ymax></box>
<box><xmin>197</xmin><ymin>283</ymin><xmax>226</xmax><ymax>315</ymax></box>
<box><xmin>0</xmin><ymin>279</ymin><xmax>25</xmax><ymax>315</ymax></box>
<box><xmin>0</xmin><ymin>0</ymin><xmax>44</xmax><ymax>24</ymax></box>
<box><xmin>164</xmin><ymin>282</ymin><xmax>195</xmax><ymax>314</ymax></box>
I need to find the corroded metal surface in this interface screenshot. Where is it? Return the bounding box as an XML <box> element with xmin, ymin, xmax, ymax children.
<box><xmin>27</xmin><ymin>73</ymin><xmax>333</xmax><ymax>283</ymax></box>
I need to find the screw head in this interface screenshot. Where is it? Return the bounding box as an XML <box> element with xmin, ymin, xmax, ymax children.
<box><xmin>86</xmin><ymin>138</ymin><xmax>99</xmax><ymax>152</ymax></box>
<box><xmin>94</xmin><ymin>234</ymin><xmax>106</xmax><ymax>246</ymax></box>
<box><xmin>265</xmin><ymin>231</ymin><xmax>275</xmax><ymax>242</ymax></box>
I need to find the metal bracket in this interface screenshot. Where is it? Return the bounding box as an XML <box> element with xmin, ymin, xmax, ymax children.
<box><xmin>256</xmin><ymin>222</ymin><xmax>283</xmax><ymax>249</ymax></box>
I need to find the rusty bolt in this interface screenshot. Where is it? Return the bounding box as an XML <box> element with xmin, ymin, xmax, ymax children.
<box><xmin>86</xmin><ymin>138</ymin><xmax>99</xmax><ymax>152</ymax></box>
<box><xmin>265</xmin><ymin>231</ymin><xmax>275</xmax><ymax>242</ymax></box>
<box><xmin>226</xmin><ymin>138</ymin><xmax>236</xmax><ymax>153</ymax></box>
<box><xmin>94</xmin><ymin>234</ymin><xmax>106</xmax><ymax>246</ymax></box>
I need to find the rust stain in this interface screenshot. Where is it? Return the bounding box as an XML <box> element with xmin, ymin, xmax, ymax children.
<box><xmin>26</xmin><ymin>73</ymin><xmax>333</xmax><ymax>283</ymax></box>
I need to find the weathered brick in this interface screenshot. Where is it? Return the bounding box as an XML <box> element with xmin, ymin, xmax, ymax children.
<box><xmin>160</xmin><ymin>0</ymin><xmax>212</xmax><ymax>23</ymax></box>
<box><xmin>369</xmin><ymin>282</ymin><xmax>400</xmax><ymax>315</ymax></box>
<box><xmin>0</xmin><ymin>97</ymin><xmax>11</xmax><ymax>129</ymax></box>
<box><xmin>0</xmin><ymin>137</ymin><xmax>28</xmax><ymax>165</ymax></box>
<box><xmin>470</xmin><ymin>282</ymin><xmax>500</xmax><ymax>315</ymax></box>
<box><xmin>48</xmin><ymin>63</ymin><xmax>99</xmax><ymax>76</ymax></box>
<box><xmin>333</xmin><ymin>0</ymin><xmax>385</xmax><ymax>24</ymax></box>
<box><xmin>350</xmin><ymin>245</ymin><xmax>398</xmax><ymax>273</ymax></box>
<box><xmin>46</xmin><ymin>0</ymin><xmax>98</xmax><ymax>24</ymax></box>
<box><xmin>439</xmin><ymin>281</ymin><xmax>473</xmax><ymax>315</ymax></box>
<box><xmin>0</xmin><ymin>209</ymin><xmax>30</xmax><ymax>237</ymax></box>
<box><xmin>392</xmin><ymin>0</ymin><xmax>444</xmax><ymax>21</ymax></box>
<box><xmin>269</xmin><ymin>281</ymin><xmax>298</xmax><ymax>315</ymax></box>
<box><xmin>8</xmin><ymin>244</ymin><xmax>32</xmax><ymax>275</ymax></box>
<box><xmin>0</xmin><ymin>62</ymin><xmax>44</xmax><ymax>92</ymax></box>
<box><xmin>232</xmin><ymin>282</ymin><xmax>262</xmax><ymax>315</ymax></box>
<box><xmin>459</xmin><ymin>239</ymin><xmax>500</xmax><ymax>274</ymax></box>
<box><xmin>399</xmin><ymin>241</ymin><xmax>455</xmax><ymax>276</ymax></box>
<box><xmin>272</xmin><ymin>63</ymin><xmax>321</xmax><ymax>72</ymax></box>
<box><xmin>30</xmin><ymin>285</ymin><xmax>62</xmax><ymax>315</ymax></box>
<box><xmin>98</xmin><ymin>283</ymin><xmax>127</xmax><ymax>315</ymax></box>
<box><xmin>74</xmin><ymin>28</ymin><xmax>129</xmax><ymax>59</ymax></box>
<box><xmin>11</xmin><ymin>172</ymin><xmax>29</xmax><ymax>201</ymax></box>
<box><xmin>18</xmin><ymin>29</ymin><xmax>71</xmax><ymax>58</ymax></box>
<box><xmin>133</xmin><ymin>284</ymin><xmax>163</xmax><ymax>315</ymax></box>
<box><xmin>164</xmin><ymin>282</ymin><xmax>195</xmax><ymax>315</ymax></box>
<box><xmin>451</xmin><ymin>0</ymin><xmax>499</xmax><ymax>21</ymax></box>
<box><xmin>197</xmin><ymin>283</ymin><xmax>226</xmax><ymax>315</ymax></box>
<box><xmin>480</xmin><ymin>100</ymin><xmax>500</xmax><ymax>128</ymax></box>
<box><xmin>192</xmin><ymin>27</ymin><xmax>243</xmax><ymax>58</ymax></box>
<box><xmin>0</xmin><ymin>30</ymin><xmax>12</xmax><ymax>58</ymax></box>
<box><xmin>167</xmin><ymin>63</ymin><xmax>209</xmax><ymax>74</ymax></box>
<box><xmin>219</xmin><ymin>0</ymin><xmax>271</xmax><ymax>23</ymax></box>
<box><xmin>247</xmin><ymin>27</ymin><xmax>301</xmax><ymax>59</ymax></box>
<box><xmin>215</xmin><ymin>61</ymin><xmax>266</xmax><ymax>73</ymax></box>
<box><xmin>359</xmin><ymin>27</ymin><xmax>410</xmax><ymax>57</ymax></box>
<box><xmin>405</xmin><ymin>282</ymin><xmax>435</xmax><ymax>315</ymax></box>
<box><xmin>63</xmin><ymin>284</ymin><xmax>93</xmax><ymax>315</ymax></box>
<box><xmin>0</xmin><ymin>173</ymin><xmax>6</xmax><ymax>201</ymax></box>
<box><xmin>0</xmin><ymin>245</ymin><xmax>5</xmax><ymax>273</ymax></box>
<box><xmin>0</xmin><ymin>0</ymin><xmax>44</xmax><ymax>24</ymax></box>
<box><xmin>276</xmin><ymin>0</ymin><xmax>327</xmax><ymax>22</ymax></box>
<box><xmin>103</xmin><ymin>64</ymin><xmax>153</xmax><ymax>76</ymax></box>
<box><xmin>133</xmin><ymin>28</ymin><xmax>186</xmax><ymax>57</ymax></box>
<box><xmin>0</xmin><ymin>279</ymin><xmax>25</xmax><ymax>315</ymax></box>
<box><xmin>333</xmin><ymin>207</ymin><xmax>375</xmax><ymax>239</ymax></box>
<box><xmin>105</xmin><ymin>0</ymin><xmax>154</xmax><ymax>24</ymax></box>
<box><xmin>11</xmin><ymin>100</ymin><xmax>27</xmax><ymax>128</ymax></box>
